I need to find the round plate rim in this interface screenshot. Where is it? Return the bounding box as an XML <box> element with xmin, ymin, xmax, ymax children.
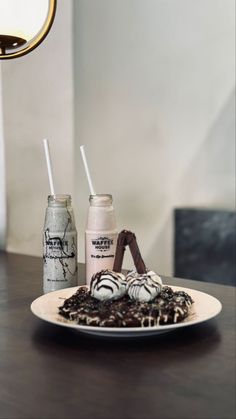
<box><xmin>30</xmin><ymin>285</ymin><xmax>222</xmax><ymax>335</ymax></box>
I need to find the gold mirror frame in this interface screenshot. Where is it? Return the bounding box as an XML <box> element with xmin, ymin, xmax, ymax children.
<box><xmin>0</xmin><ymin>0</ymin><xmax>57</xmax><ymax>60</ymax></box>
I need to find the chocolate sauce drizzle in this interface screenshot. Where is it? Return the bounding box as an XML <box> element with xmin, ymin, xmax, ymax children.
<box><xmin>90</xmin><ymin>270</ymin><xmax>126</xmax><ymax>300</ymax></box>
<box><xmin>43</xmin><ymin>210</ymin><xmax>77</xmax><ymax>279</ymax></box>
<box><xmin>58</xmin><ymin>286</ymin><xmax>194</xmax><ymax>327</ymax></box>
<box><xmin>127</xmin><ymin>273</ymin><xmax>162</xmax><ymax>301</ymax></box>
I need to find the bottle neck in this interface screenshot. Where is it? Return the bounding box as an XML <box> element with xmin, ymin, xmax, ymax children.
<box><xmin>48</xmin><ymin>194</ymin><xmax>71</xmax><ymax>208</ymax></box>
<box><xmin>87</xmin><ymin>194</ymin><xmax>116</xmax><ymax>231</ymax></box>
<box><xmin>89</xmin><ymin>194</ymin><xmax>113</xmax><ymax>207</ymax></box>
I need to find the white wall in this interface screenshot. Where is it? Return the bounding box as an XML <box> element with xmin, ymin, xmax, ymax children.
<box><xmin>1</xmin><ymin>0</ymin><xmax>235</xmax><ymax>276</ymax></box>
<box><xmin>0</xmin><ymin>64</ymin><xmax>6</xmax><ymax>249</ymax></box>
<box><xmin>1</xmin><ymin>0</ymin><xmax>74</xmax><ymax>256</ymax></box>
<box><xmin>74</xmin><ymin>0</ymin><xmax>235</xmax><ymax>275</ymax></box>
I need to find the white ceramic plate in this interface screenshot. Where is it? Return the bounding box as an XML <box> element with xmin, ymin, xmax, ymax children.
<box><xmin>31</xmin><ymin>285</ymin><xmax>222</xmax><ymax>337</ymax></box>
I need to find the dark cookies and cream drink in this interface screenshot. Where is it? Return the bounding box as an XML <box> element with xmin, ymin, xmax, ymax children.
<box><xmin>85</xmin><ymin>194</ymin><xmax>118</xmax><ymax>285</ymax></box>
<box><xmin>43</xmin><ymin>195</ymin><xmax>77</xmax><ymax>293</ymax></box>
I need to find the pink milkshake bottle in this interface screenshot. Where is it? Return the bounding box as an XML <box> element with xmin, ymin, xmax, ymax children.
<box><xmin>80</xmin><ymin>145</ymin><xmax>118</xmax><ymax>286</ymax></box>
<box><xmin>85</xmin><ymin>194</ymin><xmax>118</xmax><ymax>285</ymax></box>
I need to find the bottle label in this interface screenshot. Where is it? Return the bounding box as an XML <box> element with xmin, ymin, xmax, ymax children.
<box><xmin>90</xmin><ymin>235</ymin><xmax>115</xmax><ymax>258</ymax></box>
<box><xmin>43</xmin><ymin>229</ymin><xmax>77</xmax><ymax>292</ymax></box>
<box><xmin>86</xmin><ymin>232</ymin><xmax>118</xmax><ymax>284</ymax></box>
<box><xmin>44</xmin><ymin>229</ymin><xmax>76</xmax><ymax>259</ymax></box>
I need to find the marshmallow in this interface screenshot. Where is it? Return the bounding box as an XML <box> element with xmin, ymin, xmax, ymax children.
<box><xmin>90</xmin><ymin>269</ymin><xmax>126</xmax><ymax>301</ymax></box>
<box><xmin>126</xmin><ymin>270</ymin><xmax>162</xmax><ymax>302</ymax></box>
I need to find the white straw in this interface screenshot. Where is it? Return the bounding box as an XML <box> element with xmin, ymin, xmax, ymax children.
<box><xmin>43</xmin><ymin>138</ymin><xmax>55</xmax><ymax>196</ymax></box>
<box><xmin>80</xmin><ymin>145</ymin><xmax>96</xmax><ymax>195</ymax></box>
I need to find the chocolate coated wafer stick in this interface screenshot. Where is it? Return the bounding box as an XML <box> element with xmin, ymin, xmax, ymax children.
<box><xmin>125</xmin><ymin>231</ymin><xmax>147</xmax><ymax>274</ymax></box>
<box><xmin>113</xmin><ymin>230</ymin><xmax>127</xmax><ymax>272</ymax></box>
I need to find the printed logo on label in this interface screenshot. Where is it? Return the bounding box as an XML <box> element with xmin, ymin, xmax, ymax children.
<box><xmin>46</xmin><ymin>238</ymin><xmax>69</xmax><ymax>252</ymax></box>
<box><xmin>44</xmin><ymin>235</ymin><xmax>76</xmax><ymax>259</ymax></box>
<box><xmin>91</xmin><ymin>236</ymin><xmax>114</xmax><ymax>252</ymax></box>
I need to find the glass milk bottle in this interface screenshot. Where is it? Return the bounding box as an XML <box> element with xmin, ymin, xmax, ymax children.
<box><xmin>85</xmin><ymin>194</ymin><xmax>118</xmax><ymax>285</ymax></box>
<box><xmin>43</xmin><ymin>194</ymin><xmax>78</xmax><ymax>293</ymax></box>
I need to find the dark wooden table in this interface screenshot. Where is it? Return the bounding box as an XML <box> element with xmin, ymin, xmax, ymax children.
<box><xmin>0</xmin><ymin>252</ymin><xmax>235</xmax><ymax>419</ymax></box>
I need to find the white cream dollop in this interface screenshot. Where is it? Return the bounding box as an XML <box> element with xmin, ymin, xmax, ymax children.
<box><xmin>126</xmin><ymin>270</ymin><xmax>162</xmax><ymax>302</ymax></box>
<box><xmin>90</xmin><ymin>269</ymin><xmax>126</xmax><ymax>301</ymax></box>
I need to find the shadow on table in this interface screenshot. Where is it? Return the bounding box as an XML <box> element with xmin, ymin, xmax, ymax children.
<box><xmin>31</xmin><ymin>318</ymin><xmax>221</xmax><ymax>363</ymax></box>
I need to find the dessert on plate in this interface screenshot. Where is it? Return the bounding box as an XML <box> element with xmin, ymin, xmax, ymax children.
<box><xmin>58</xmin><ymin>230</ymin><xmax>193</xmax><ymax>327</ymax></box>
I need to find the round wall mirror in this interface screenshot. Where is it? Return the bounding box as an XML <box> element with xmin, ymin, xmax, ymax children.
<box><xmin>0</xmin><ymin>0</ymin><xmax>57</xmax><ymax>59</ymax></box>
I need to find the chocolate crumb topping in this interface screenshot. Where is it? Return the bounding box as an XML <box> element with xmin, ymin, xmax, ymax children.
<box><xmin>58</xmin><ymin>286</ymin><xmax>193</xmax><ymax>328</ymax></box>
